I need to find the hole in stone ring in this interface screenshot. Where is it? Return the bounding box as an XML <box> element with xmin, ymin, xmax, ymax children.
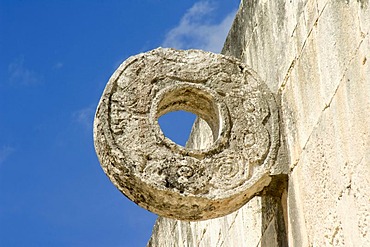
<box><xmin>152</xmin><ymin>83</ymin><xmax>229</xmax><ymax>152</ymax></box>
<box><xmin>158</xmin><ymin>110</ymin><xmax>197</xmax><ymax>147</ymax></box>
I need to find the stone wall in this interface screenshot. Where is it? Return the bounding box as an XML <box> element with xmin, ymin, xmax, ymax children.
<box><xmin>148</xmin><ymin>0</ymin><xmax>370</xmax><ymax>246</ymax></box>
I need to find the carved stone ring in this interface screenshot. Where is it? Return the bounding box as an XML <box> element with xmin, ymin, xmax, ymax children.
<box><xmin>94</xmin><ymin>48</ymin><xmax>279</xmax><ymax>220</ymax></box>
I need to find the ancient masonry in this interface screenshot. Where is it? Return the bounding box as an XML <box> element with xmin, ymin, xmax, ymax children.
<box><xmin>94</xmin><ymin>0</ymin><xmax>370</xmax><ymax>246</ymax></box>
<box><xmin>94</xmin><ymin>48</ymin><xmax>280</xmax><ymax>221</ymax></box>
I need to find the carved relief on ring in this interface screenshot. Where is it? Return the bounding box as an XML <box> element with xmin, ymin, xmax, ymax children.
<box><xmin>94</xmin><ymin>48</ymin><xmax>279</xmax><ymax>220</ymax></box>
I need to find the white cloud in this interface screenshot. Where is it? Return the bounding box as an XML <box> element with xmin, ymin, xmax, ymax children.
<box><xmin>162</xmin><ymin>1</ymin><xmax>236</xmax><ymax>53</ymax></box>
<box><xmin>8</xmin><ymin>56</ymin><xmax>42</xmax><ymax>86</ymax></box>
<box><xmin>0</xmin><ymin>146</ymin><xmax>15</xmax><ymax>166</ymax></box>
<box><xmin>53</xmin><ymin>62</ymin><xmax>64</xmax><ymax>70</ymax></box>
<box><xmin>73</xmin><ymin>106</ymin><xmax>95</xmax><ymax>131</ymax></box>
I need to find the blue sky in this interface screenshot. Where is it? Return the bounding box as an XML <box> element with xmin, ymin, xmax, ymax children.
<box><xmin>0</xmin><ymin>1</ymin><xmax>238</xmax><ymax>246</ymax></box>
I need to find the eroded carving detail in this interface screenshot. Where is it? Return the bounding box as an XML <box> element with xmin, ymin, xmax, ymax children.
<box><xmin>94</xmin><ymin>48</ymin><xmax>279</xmax><ymax>220</ymax></box>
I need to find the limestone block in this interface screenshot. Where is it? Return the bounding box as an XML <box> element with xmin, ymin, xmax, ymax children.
<box><xmin>223</xmin><ymin>0</ymin><xmax>308</xmax><ymax>92</ymax></box>
<box><xmin>147</xmin><ymin>197</ymin><xmax>263</xmax><ymax>247</ymax></box>
<box><xmin>94</xmin><ymin>48</ymin><xmax>280</xmax><ymax>220</ymax></box>
<box><xmin>281</xmin><ymin>0</ymin><xmax>368</xmax><ymax>165</ymax></box>
<box><xmin>288</xmin><ymin>33</ymin><xmax>370</xmax><ymax>246</ymax></box>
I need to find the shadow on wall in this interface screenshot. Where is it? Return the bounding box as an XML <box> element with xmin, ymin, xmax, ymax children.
<box><xmin>261</xmin><ymin>175</ymin><xmax>288</xmax><ymax>247</ymax></box>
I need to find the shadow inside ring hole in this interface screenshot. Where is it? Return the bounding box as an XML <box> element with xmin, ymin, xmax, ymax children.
<box><xmin>153</xmin><ymin>85</ymin><xmax>228</xmax><ymax>152</ymax></box>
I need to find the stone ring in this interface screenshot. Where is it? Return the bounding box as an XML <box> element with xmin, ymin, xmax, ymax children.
<box><xmin>94</xmin><ymin>48</ymin><xmax>279</xmax><ymax>220</ymax></box>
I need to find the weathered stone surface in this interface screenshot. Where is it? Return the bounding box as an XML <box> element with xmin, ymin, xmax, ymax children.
<box><xmin>287</xmin><ymin>32</ymin><xmax>370</xmax><ymax>247</ymax></box>
<box><xmin>147</xmin><ymin>197</ymin><xmax>264</xmax><ymax>247</ymax></box>
<box><xmin>148</xmin><ymin>0</ymin><xmax>370</xmax><ymax>246</ymax></box>
<box><xmin>94</xmin><ymin>48</ymin><xmax>279</xmax><ymax>220</ymax></box>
